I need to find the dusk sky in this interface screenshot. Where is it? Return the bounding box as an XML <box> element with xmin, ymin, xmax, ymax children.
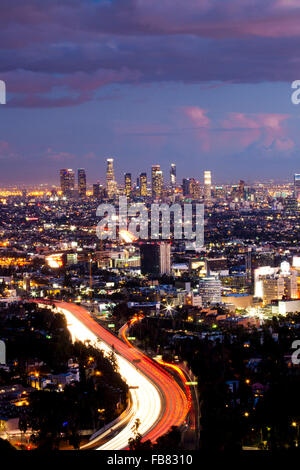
<box><xmin>1</xmin><ymin>0</ymin><xmax>300</xmax><ymax>185</ymax></box>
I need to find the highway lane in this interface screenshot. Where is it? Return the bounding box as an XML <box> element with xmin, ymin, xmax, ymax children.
<box><xmin>36</xmin><ymin>301</ymin><xmax>189</xmax><ymax>449</ymax></box>
<box><xmin>120</xmin><ymin>317</ymin><xmax>193</xmax><ymax>426</ymax></box>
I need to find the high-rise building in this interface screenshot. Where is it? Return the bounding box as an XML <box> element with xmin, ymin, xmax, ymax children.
<box><xmin>170</xmin><ymin>163</ymin><xmax>176</xmax><ymax>189</ymax></box>
<box><xmin>198</xmin><ymin>276</ymin><xmax>222</xmax><ymax>306</ymax></box>
<box><xmin>124</xmin><ymin>173</ymin><xmax>132</xmax><ymax>197</ymax></box>
<box><xmin>93</xmin><ymin>183</ymin><xmax>101</xmax><ymax>199</ymax></box>
<box><xmin>182</xmin><ymin>178</ymin><xmax>201</xmax><ymax>199</ymax></box>
<box><xmin>60</xmin><ymin>169</ymin><xmax>75</xmax><ymax>196</ymax></box>
<box><xmin>294</xmin><ymin>174</ymin><xmax>300</xmax><ymax>201</ymax></box>
<box><xmin>140</xmin><ymin>242</ymin><xmax>171</xmax><ymax>276</ymax></box>
<box><xmin>238</xmin><ymin>180</ymin><xmax>245</xmax><ymax>200</ymax></box>
<box><xmin>182</xmin><ymin>178</ymin><xmax>191</xmax><ymax>196</ymax></box>
<box><xmin>204</xmin><ymin>170</ymin><xmax>212</xmax><ymax>204</ymax></box>
<box><xmin>106</xmin><ymin>158</ymin><xmax>114</xmax><ymax>183</ymax></box>
<box><xmin>152</xmin><ymin>165</ymin><xmax>163</xmax><ymax>199</ymax></box>
<box><xmin>78</xmin><ymin>168</ymin><xmax>86</xmax><ymax>198</ymax></box>
<box><xmin>192</xmin><ymin>180</ymin><xmax>201</xmax><ymax>200</ymax></box>
<box><xmin>140</xmin><ymin>172</ymin><xmax>147</xmax><ymax>197</ymax></box>
<box><xmin>106</xmin><ymin>158</ymin><xmax>117</xmax><ymax>199</ymax></box>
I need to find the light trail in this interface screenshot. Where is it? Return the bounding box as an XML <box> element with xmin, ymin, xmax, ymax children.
<box><xmin>35</xmin><ymin>301</ymin><xmax>189</xmax><ymax>449</ymax></box>
<box><xmin>120</xmin><ymin>316</ymin><xmax>195</xmax><ymax>428</ymax></box>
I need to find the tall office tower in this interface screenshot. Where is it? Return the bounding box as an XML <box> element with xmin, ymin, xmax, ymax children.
<box><xmin>294</xmin><ymin>174</ymin><xmax>300</xmax><ymax>201</ymax></box>
<box><xmin>204</xmin><ymin>170</ymin><xmax>212</xmax><ymax>204</ymax></box>
<box><xmin>238</xmin><ymin>179</ymin><xmax>245</xmax><ymax>200</ymax></box>
<box><xmin>192</xmin><ymin>180</ymin><xmax>201</xmax><ymax>200</ymax></box>
<box><xmin>78</xmin><ymin>168</ymin><xmax>86</xmax><ymax>198</ymax></box>
<box><xmin>198</xmin><ymin>276</ymin><xmax>222</xmax><ymax>306</ymax></box>
<box><xmin>106</xmin><ymin>157</ymin><xmax>114</xmax><ymax>183</ymax></box>
<box><xmin>124</xmin><ymin>173</ymin><xmax>132</xmax><ymax>197</ymax></box>
<box><xmin>170</xmin><ymin>163</ymin><xmax>176</xmax><ymax>189</ymax></box>
<box><xmin>93</xmin><ymin>183</ymin><xmax>101</xmax><ymax>199</ymax></box>
<box><xmin>60</xmin><ymin>169</ymin><xmax>75</xmax><ymax>196</ymax></box>
<box><xmin>106</xmin><ymin>158</ymin><xmax>117</xmax><ymax>199</ymax></box>
<box><xmin>152</xmin><ymin>165</ymin><xmax>163</xmax><ymax>199</ymax></box>
<box><xmin>140</xmin><ymin>172</ymin><xmax>147</xmax><ymax>197</ymax></box>
<box><xmin>140</xmin><ymin>242</ymin><xmax>171</xmax><ymax>276</ymax></box>
<box><xmin>182</xmin><ymin>178</ymin><xmax>191</xmax><ymax>196</ymax></box>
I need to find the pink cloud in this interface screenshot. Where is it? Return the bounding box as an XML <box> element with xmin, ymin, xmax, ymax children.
<box><xmin>221</xmin><ymin>112</ymin><xmax>293</xmax><ymax>151</ymax></box>
<box><xmin>182</xmin><ymin>109</ymin><xmax>294</xmax><ymax>154</ymax></box>
<box><xmin>182</xmin><ymin>107</ymin><xmax>211</xmax><ymax>128</ymax></box>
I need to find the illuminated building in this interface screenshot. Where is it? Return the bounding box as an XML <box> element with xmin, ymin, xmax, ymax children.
<box><xmin>106</xmin><ymin>158</ymin><xmax>114</xmax><ymax>182</ymax></box>
<box><xmin>222</xmin><ymin>293</ymin><xmax>253</xmax><ymax>309</ymax></box>
<box><xmin>182</xmin><ymin>178</ymin><xmax>191</xmax><ymax>196</ymax></box>
<box><xmin>215</xmin><ymin>186</ymin><xmax>225</xmax><ymax>199</ymax></box>
<box><xmin>198</xmin><ymin>276</ymin><xmax>222</xmax><ymax>306</ymax></box>
<box><xmin>184</xmin><ymin>292</ymin><xmax>202</xmax><ymax>308</ymax></box>
<box><xmin>152</xmin><ymin>165</ymin><xmax>163</xmax><ymax>199</ymax></box>
<box><xmin>140</xmin><ymin>242</ymin><xmax>171</xmax><ymax>276</ymax></box>
<box><xmin>204</xmin><ymin>170</ymin><xmax>212</xmax><ymax>205</ymax></box>
<box><xmin>106</xmin><ymin>158</ymin><xmax>117</xmax><ymax>199</ymax></box>
<box><xmin>170</xmin><ymin>163</ymin><xmax>176</xmax><ymax>189</ymax></box>
<box><xmin>294</xmin><ymin>173</ymin><xmax>300</xmax><ymax>201</ymax></box>
<box><xmin>238</xmin><ymin>180</ymin><xmax>245</xmax><ymax>200</ymax></box>
<box><xmin>261</xmin><ymin>276</ymin><xmax>284</xmax><ymax>304</ymax></box>
<box><xmin>254</xmin><ymin>262</ymin><xmax>298</xmax><ymax>304</ymax></box>
<box><xmin>78</xmin><ymin>168</ymin><xmax>86</xmax><ymax>198</ymax></box>
<box><xmin>139</xmin><ymin>172</ymin><xmax>147</xmax><ymax>197</ymax></box>
<box><xmin>124</xmin><ymin>173</ymin><xmax>132</xmax><ymax>197</ymax></box>
<box><xmin>0</xmin><ymin>257</ymin><xmax>30</xmax><ymax>267</ymax></box>
<box><xmin>60</xmin><ymin>169</ymin><xmax>75</xmax><ymax>196</ymax></box>
<box><xmin>192</xmin><ymin>180</ymin><xmax>201</xmax><ymax>200</ymax></box>
<box><xmin>206</xmin><ymin>257</ymin><xmax>228</xmax><ymax>275</ymax></box>
<box><xmin>183</xmin><ymin>178</ymin><xmax>201</xmax><ymax>199</ymax></box>
<box><xmin>93</xmin><ymin>183</ymin><xmax>101</xmax><ymax>199</ymax></box>
<box><xmin>45</xmin><ymin>253</ymin><xmax>64</xmax><ymax>269</ymax></box>
<box><xmin>278</xmin><ymin>299</ymin><xmax>300</xmax><ymax>315</ymax></box>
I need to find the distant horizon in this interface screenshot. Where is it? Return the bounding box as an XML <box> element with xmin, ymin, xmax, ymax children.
<box><xmin>0</xmin><ymin>170</ymin><xmax>296</xmax><ymax>190</ymax></box>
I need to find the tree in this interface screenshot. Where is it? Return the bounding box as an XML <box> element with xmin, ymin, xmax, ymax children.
<box><xmin>128</xmin><ymin>418</ymin><xmax>152</xmax><ymax>450</ymax></box>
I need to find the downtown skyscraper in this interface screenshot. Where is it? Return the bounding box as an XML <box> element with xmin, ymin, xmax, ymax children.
<box><xmin>294</xmin><ymin>173</ymin><xmax>300</xmax><ymax>202</ymax></box>
<box><xmin>139</xmin><ymin>172</ymin><xmax>147</xmax><ymax>197</ymax></box>
<box><xmin>106</xmin><ymin>158</ymin><xmax>117</xmax><ymax>199</ymax></box>
<box><xmin>170</xmin><ymin>163</ymin><xmax>176</xmax><ymax>189</ymax></box>
<box><xmin>78</xmin><ymin>168</ymin><xmax>86</xmax><ymax>198</ymax></box>
<box><xmin>124</xmin><ymin>173</ymin><xmax>132</xmax><ymax>197</ymax></box>
<box><xmin>152</xmin><ymin>165</ymin><xmax>163</xmax><ymax>199</ymax></box>
<box><xmin>204</xmin><ymin>170</ymin><xmax>212</xmax><ymax>205</ymax></box>
<box><xmin>60</xmin><ymin>169</ymin><xmax>75</xmax><ymax>196</ymax></box>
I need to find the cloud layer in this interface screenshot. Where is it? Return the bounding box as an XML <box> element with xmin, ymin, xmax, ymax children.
<box><xmin>1</xmin><ymin>0</ymin><xmax>300</xmax><ymax>107</ymax></box>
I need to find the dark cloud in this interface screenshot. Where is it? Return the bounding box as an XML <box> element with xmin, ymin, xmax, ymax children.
<box><xmin>1</xmin><ymin>0</ymin><xmax>300</xmax><ymax>107</ymax></box>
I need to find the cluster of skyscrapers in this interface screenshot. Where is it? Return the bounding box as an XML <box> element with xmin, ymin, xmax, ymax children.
<box><xmin>59</xmin><ymin>158</ymin><xmax>212</xmax><ymax>202</ymax></box>
<box><xmin>60</xmin><ymin>168</ymin><xmax>86</xmax><ymax>198</ymax></box>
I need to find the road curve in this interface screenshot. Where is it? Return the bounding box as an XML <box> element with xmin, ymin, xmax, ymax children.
<box><xmin>35</xmin><ymin>301</ymin><xmax>189</xmax><ymax>449</ymax></box>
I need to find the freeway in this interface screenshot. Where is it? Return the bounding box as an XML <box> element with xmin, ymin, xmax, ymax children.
<box><xmin>120</xmin><ymin>316</ymin><xmax>194</xmax><ymax>427</ymax></box>
<box><xmin>36</xmin><ymin>301</ymin><xmax>189</xmax><ymax>450</ymax></box>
